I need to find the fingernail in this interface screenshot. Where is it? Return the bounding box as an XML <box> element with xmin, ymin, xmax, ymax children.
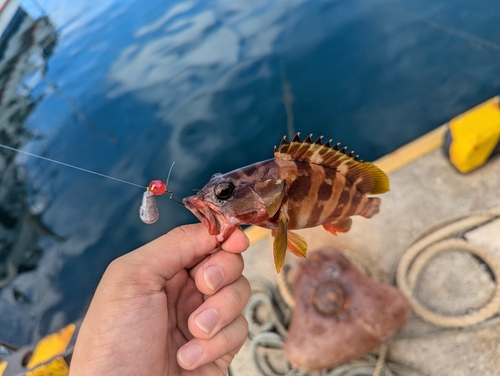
<box><xmin>204</xmin><ymin>265</ymin><xmax>224</xmax><ymax>291</ymax></box>
<box><xmin>195</xmin><ymin>308</ymin><xmax>219</xmax><ymax>334</ymax></box>
<box><xmin>178</xmin><ymin>343</ymin><xmax>202</xmax><ymax>367</ymax></box>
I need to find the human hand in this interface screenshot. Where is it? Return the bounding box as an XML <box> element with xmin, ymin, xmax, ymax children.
<box><xmin>70</xmin><ymin>223</ymin><xmax>250</xmax><ymax>376</ymax></box>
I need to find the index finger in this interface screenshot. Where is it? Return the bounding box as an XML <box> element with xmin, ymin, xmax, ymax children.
<box><xmin>130</xmin><ymin>224</ymin><xmax>249</xmax><ymax>282</ymax></box>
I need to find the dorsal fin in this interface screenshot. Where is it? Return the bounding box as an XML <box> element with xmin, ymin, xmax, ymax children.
<box><xmin>274</xmin><ymin>133</ymin><xmax>389</xmax><ymax>194</ymax></box>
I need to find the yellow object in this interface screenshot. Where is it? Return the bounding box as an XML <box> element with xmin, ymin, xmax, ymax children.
<box><xmin>376</xmin><ymin>124</ymin><xmax>447</xmax><ymax>174</ymax></box>
<box><xmin>26</xmin><ymin>323</ymin><xmax>75</xmax><ymax>371</ymax></box>
<box><xmin>26</xmin><ymin>357</ymin><xmax>69</xmax><ymax>376</ymax></box>
<box><xmin>0</xmin><ymin>361</ymin><xmax>7</xmax><ymax>376</ymax></box>
<box><xmin>448</xmin><ymin>96</ymin><xmax>500</xmax><ymax>173</ymax></box>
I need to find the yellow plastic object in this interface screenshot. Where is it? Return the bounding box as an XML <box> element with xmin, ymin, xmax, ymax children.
<box><xmin>24</xmin><ymin>323</ymin><xmax>75</xmax><ymax>376</ymax></box>
<box><xmin>0</xmin><ymin>361</ymin><xmax>7</xmax><ymax>376</ymax></box>
<box><xmin>26</xmin><ymin>357</ymin><xmax>69</xmax><ymax>376</ymax></box>
<box><xmin>448</xmin><ymin>96</ymin><xmax>500</xmax><ymax>173</ymax></box>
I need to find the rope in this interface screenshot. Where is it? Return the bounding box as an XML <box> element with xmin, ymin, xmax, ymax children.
<box><xmin>246</xmin><ymin>272</ymin><xmax>421</xmax><ymax>376</ymax></box>
<box><xmin>372</xmin><ymin>344</ymin><xmax>389</xmax><ymax>376</ymax></box>
<box><xmin>396</xmin><ymin>206</ymin><xmax>500</xmax><ymax>327</ymax></box>
<box><xmin>246</xmin><ymin>204</ymin><xmax>500</xmax><ymax>376</ymax></box>
<box><xmin>276</xmin><ymin>263</ymin><xmax>296</xmax><ymax>310</ymax></box>
<box><xmin>244</xmin><ymin>278</ymin><xmax>290</xmax><ymax>339</ymax></box>
<box><xmin>249</xmin><ymin>332</ymin><xmax>290</xmax><ymax>376</ymax></box>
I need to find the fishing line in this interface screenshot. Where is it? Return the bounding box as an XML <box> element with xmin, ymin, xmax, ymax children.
<box><xmin>162</xmin><ymin>161</ymin><xmax>184</xmax><ymax>206</ymax></box>
<box><xmin>165</xmin><ymin>161</ymin><xmax>175</xmax><ymax>187</ymax></box>
<box><xmin>0</xmin><ymin>144</ymin><xmax>147</xmax><ymax>189</ymax></box>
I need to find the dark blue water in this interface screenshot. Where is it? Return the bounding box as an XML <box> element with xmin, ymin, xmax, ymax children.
<box><xmin>1</xmin><ymin>0</ymin><xmax>499</xmax><ymax>345</ymax></box>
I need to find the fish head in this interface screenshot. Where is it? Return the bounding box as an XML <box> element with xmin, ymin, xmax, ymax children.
<box><xmin>183</xmin><ymin>172</ymin><xmax>286</xmax><ymax>242</ymax></box>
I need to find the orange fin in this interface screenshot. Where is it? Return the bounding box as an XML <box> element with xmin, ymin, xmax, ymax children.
<box><xmin>323</xmin><ymin>218</ymin><xmax>352</xmax><ymax>236</ymax></box>
<box><xmin>273</xmin><ymin>210</ymin><xmax>288</xmax><ymax>273</ymax></box>
<box><xmin>274</xmin><ymin>133</ymin><xmax>389</xmax><ymax>195</ymax></box>
<box><xmin>287</xmin><ymin>231</ymin><xmax>307</xmax><ymax>258</ymax></box>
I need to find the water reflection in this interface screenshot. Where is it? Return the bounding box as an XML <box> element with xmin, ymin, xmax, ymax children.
<box><xmin>0</xmin><ymin>0</ymin><xmax>500</xmax><ymax>347</ymax></box>
<box><xmin>0</xmin><ymin>7</ymin><xmax>58</xmax><ymax>279</ymax></box>
<box><xmin>0</xmin><ymin>4</ymin><xmax>61</xmax><ymax>343</ymax></box>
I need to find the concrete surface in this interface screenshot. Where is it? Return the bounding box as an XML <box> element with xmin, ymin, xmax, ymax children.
<box><xmin>232</xmin><ymin>145</ymin><xmax>500</xmax><ymax>376</ymax></box>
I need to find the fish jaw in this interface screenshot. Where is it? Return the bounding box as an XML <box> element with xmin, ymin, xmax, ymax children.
<box><xmin>183</xmin><ymin>196</ymin><xmax>220</xmax><ymax>236</ymax></box>
<box><xmin>183</xmin><ymin>196</ymin><xmax>239</xmax><ymax>243</ymax></box>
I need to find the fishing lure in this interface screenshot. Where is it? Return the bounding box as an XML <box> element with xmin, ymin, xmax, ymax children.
<box><xmin>1</xmin><ymin>134</ymin><xmax>388</xmax><ymax>274</ymax></box>
<box><xmin>139</xmin><ymin>180</ymin><xmax>166</xmax><ymax>224</ymax></box>
<box><xmin>139</xmin><ymin>161</ymin><xmax>176</xmax><ymax>224</ymax></box>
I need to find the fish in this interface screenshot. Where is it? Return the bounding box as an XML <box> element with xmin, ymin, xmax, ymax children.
<box><xmin>182</xmin><ymin>133</ymin><xmax>389</xmax><ymax>273</ymax></box>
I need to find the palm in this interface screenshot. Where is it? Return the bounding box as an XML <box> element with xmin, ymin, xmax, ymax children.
<box><xmin>70</xmin><ymin>225</ymin><xmax>250</xmax><ymax>376</ymax></box>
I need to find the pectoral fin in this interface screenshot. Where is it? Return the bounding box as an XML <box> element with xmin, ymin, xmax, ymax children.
<box><xmin>287</xmin><ymin>231</ymin><xmax>307</xmax><ymax>258</ymax></box>
<box><xmin>273</xmin><ymin>210</ymin><xmax>288</xmax><ymax>273</ymax></box>
<box><xmin>253</xmin><ymin>179</ymin><xmax>286</xmax><ymax>217</ymax></box>
<box><xmin>323</xmin><ymin>218</ymin><xmax>352</xmax><ymax>236</ymax></box>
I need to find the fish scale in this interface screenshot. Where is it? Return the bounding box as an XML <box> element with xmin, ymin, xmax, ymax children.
<box><xmin>183</xmin><ymin>133</ymin><xmax>389</xmax><ymax>273</ymax></box>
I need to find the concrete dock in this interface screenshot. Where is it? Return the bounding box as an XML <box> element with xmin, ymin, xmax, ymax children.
<box><xmin>232</xmin><ymin>125</ymin><xmax>500</xmax><ymax>376</ymax></box>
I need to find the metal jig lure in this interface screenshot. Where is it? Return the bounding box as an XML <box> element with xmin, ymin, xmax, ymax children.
<box><xmin>140</xmin><ymin>161</ymin><xmax>182</xmax><ymax>224</ymax></box>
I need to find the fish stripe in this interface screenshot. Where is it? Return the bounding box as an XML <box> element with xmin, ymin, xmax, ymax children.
<box><xmin>318</xmin><ymin>180</ymin><xmax>333</xmax><ymax>202</ymax></box>
<box><xmin>307</xmin><ymin>201</ymin><xmax>324</xmax><ymax>227</ymax></box>
<box><xmin>287</xmin><ymin>162</ymin><xmax>312</xmax><ymax>228</ymax></box>
<box><xmin>300</xmin><ymin>163</ymin><xmax>325</xmax><ymax>228</ymax></box>
<box><xmin>338</xmin><ymin>177</ymin><xmax>360</xmax><ymax>218</ymax></box>
<box><xmin>240</xmin><ymin>163</ymin><xmax>259</xmax><ymax>177</ymax></box>
<box><xmin>319</xmin><ymin>171</ymin><xmax>344</xmax><ymax>223</ymax></box>
<box><xmin>331</xmin><ymin>186</ymin><xmax>350</xmax><ymax>218</ymax></box>
<box><xmin>287</xmin><ymin>173</ymin><xmax>311</xmax><ymax>201</ymax></box>
<box><xmin>347</xmin><ymin>189</ymin><xmax>363</xmax><ymax>217</ymax></box>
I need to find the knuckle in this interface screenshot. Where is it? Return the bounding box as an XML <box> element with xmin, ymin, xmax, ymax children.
<box><xmin>168</xmin><ymin>224</ymin><xmax>194</xmax><ymax>241</ymax></box>
<box><xmin>225</xmin><ymin>277</ymin><xmax>251</xmax><ymax>308</ymax></box>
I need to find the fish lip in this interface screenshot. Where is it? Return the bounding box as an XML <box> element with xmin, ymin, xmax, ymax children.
<box><xmin>183</xmin><ymin>196</ymin><xmax>221</xmax><ymax>235</ymax></box>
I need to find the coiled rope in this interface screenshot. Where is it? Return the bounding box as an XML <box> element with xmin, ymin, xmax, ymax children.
<box><xmin>396</xmin><ymin>205</ymin><xmax>500</xmax><ymax>327</ymax></box>
<box><xmin>244</xmin><ymin>204</ymin><xmax>500</xmax><ymax>376</ymax></box>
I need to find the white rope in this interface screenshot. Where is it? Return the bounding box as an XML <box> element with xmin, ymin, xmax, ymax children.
<box><xmin>246</xmin><ymin>204</ymin><xmax>500</xmax><ymax>376</ymax></box>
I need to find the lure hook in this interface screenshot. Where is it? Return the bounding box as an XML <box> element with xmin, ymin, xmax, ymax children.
<box><xmin>140</xmin><ymin>161</ymin><xmax>185</xmax><ymax>224</ymax></box>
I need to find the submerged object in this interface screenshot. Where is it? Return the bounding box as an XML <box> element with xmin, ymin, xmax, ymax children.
<box><xmin>183</xmin><ymin>133</ymin><xmax>389</xmax><ymax>272</ymax></box>
<box><xmin>444</xmin><ymin>96</ymin><xmax>500</xmax><ymax>173</ymax></box>
<box><xmin>284</xmin><ymin>248</ymin><xmax>410</xmax><ymax>370</ymax></box>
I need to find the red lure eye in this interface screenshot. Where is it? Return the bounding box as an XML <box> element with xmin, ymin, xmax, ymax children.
<box><xmin>148</xmin><ymin>180</ymin><xmax>167</xmax><ymax>195</ymax></box>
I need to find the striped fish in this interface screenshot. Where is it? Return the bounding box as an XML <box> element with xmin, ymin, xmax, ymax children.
<box><xmin>183</xmin><ymin>133</ymin><xmax>389</xmax><ymax>273</ymax></box>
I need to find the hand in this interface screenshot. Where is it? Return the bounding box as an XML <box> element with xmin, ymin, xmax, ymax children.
<box><xmin>70</xmin><ymin>224</ymin><xmax>250</xmax><ymax>376</ymax></box>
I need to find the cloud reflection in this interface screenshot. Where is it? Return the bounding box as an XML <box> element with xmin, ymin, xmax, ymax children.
<box><xmin>107</xmin><ymin>0</ymin><xmax>309</xmax><ymax>115</ymax></box>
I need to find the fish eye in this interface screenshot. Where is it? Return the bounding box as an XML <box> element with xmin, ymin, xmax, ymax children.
<box><xmin>214</xmin><ymin>181</ymin><xmax>235</xmax><ymax>200</ymax></box>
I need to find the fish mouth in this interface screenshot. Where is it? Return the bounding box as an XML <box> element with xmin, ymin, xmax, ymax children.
<box><xmin>183</xmin><ymin>196</ymin><xmax>221</xmax><ymax>235</ymax></box>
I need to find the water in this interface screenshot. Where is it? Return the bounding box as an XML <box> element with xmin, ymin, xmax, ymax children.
<box><xmin>1</xmin><ymin>0</ymin><xmax>500</xmax><ymax>345</ymax></box>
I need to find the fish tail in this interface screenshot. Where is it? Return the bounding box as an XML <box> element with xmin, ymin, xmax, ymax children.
<box><xmin>358</xmin><ymin>197</ymin><xmax>381</xmax><ymax>218</ymax></box>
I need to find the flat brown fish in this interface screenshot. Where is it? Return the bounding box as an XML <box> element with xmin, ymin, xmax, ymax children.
<box><xmin>183</xmin><ymin>133</ymin><xmax>389</xmax><ymax>272</ymax></box>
